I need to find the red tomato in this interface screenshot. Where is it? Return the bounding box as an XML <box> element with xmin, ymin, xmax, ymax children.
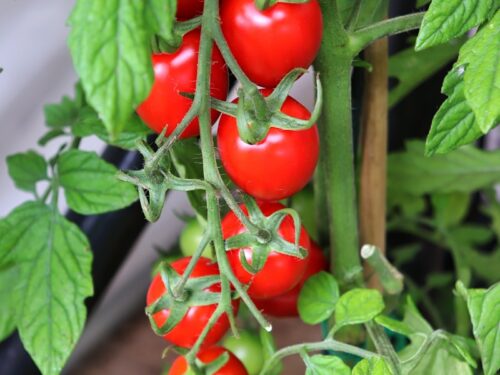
<box><xmin>137</xmin><ymin>29</ymin><xmax>228</xmax><ymax>138</ymax></box>
<box><xmin>254</xmin><ymin>242</ymin><xmax>327</xmax><ymax>317</ymax></box>
<box><xmin>147</xmin><ymin>257</ymin><xmax>238</xmax><ymax>348</ymax></box>
<box><xmin>177</xmin><ymin>0</ymin><xmax>204</xmax><ymax>20</ymax></box>
<box><xmin>217</xmin><ymin>91</ymin><xmax>319</xmax><ymax>201</ymax></box>
<box><xmin>221</xmin><ymin>201</ymin><xmax>311</xmax><ymax>299</ymax></box>
<box><xmin>168</xmin><ymin>346</ymin><xmax>248</xmax><ymax>375</ymax></box>
<box><xmin>220</xmin><ymin>0</ymin><xmax>323</xmax><ymax>87</ymax></box>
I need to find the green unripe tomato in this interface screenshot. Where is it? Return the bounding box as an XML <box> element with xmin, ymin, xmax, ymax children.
<box><xmin>223</xmin><ymin>331</ymin><xmax>264</xmax><ymax>375</ymax></box>
<box><xmin>179</xmin><ymin>219</ymin><xmax>213</xmax><ymax>259</ymax></box>
<box><xmin>291</xmin><ymin>188</ymin><xmax>317</xmax><ymax>241</ymax></box>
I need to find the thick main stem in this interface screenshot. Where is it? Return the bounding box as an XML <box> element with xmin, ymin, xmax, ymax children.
<box><xmin>314</xmin><ymin>0</ymin><xmax>362</xmax><ymax>286</ymax></box>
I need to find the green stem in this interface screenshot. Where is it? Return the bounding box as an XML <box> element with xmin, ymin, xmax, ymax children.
<box><xmin>365</xmin><ymin>322</ymin><xmax>401</xmax><ymax>375</ymax></box>
<box><xmin>443</xmin><ymin>234</ymin><xmax>471</xmax><ymax>336</ymax></box>
<box><xmin>260</xmin><ymin>338</ymin><xmax>375</xmax><ymax>374</ymax></box>
<box><xmin>196</xmin><ymin>0</ymin><xmax>271</xmax><ymax>333</ymax></box>
<box><xmin>351</xmin><ymin>12</ymin><xmax>425</xmax><ymax>52</ymax></box>
<box><xmin>314</xmin><ymin>0</ymin><xmax>362</xmax><ymax>287</ymax></box>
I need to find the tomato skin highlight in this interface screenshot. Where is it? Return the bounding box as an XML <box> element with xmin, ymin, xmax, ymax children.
<box><xmin>168</xmin><ymin>346</ymin><xmax>248</xmax><ymax>375</ymax></box>
<box><xmin>254</xmin><ymin>242</ymin><xmax>327</xmax><ymax>317</ymax></box>
<box><xmin>176</xmin><ymin>0</ymin><xmax>204</xmax><ymax>20</ymax></box>
<box><xmin>146</xmin><ymin>257</ymin><xmax>239</xmax><ymax>348</ymax></box>
<box><xmin>220</xmin><ymin>0</ymin><xmax>323</xmax><ymax>88</ymax></box>
<box><xmin>137</xmin><ymin>29</ymin><xmax>228</xmax><ymax>139</ymax></box>
<box><xmin>217</xmin><ymin>92</ymin><xmax>319</xmax><ymax>201</ymax></box>
<box><xmin>221</xmin><ymin>201</ymin><xmax>311</xmax><ymax>299</ymax></box>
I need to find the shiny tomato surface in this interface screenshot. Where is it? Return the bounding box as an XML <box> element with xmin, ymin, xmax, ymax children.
<box><xmin>254</xmin><ymin>242</ymin><xmax>327</xmax><ymax>317</ymax></box>
<box><xmin>168</xmin><ymin>346</ymin><xmax>248</xmax><ymax>375</ymax></box>
<box><xmin>137</xmin><ymin>29</ymin><xmax>228</xmax><ymax>138</ymax></box>
<box><xmin>147</xmin><ymin>257</ymin><xmax>238</xmax><ymax>348</ymax></box>
<box><xmin>217</xmin><ymin>92</ymin><xmax>319</xmax><ymax>201</ymax></box>
<box><xmin>221</xmin><ymin>201</ymin><xmax>311</xmax><ymax>299</ymax></box>
<box><xmin>220</xmin><ymin>0</ymin><xmax>323</xmax><ymax>87</ymax></box>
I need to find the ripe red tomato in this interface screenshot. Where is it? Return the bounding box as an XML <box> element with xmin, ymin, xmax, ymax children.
<box><xmin>217</xmin><ymin>91</ymin><xmax>319</xmax><ymax>201</ymax></box>
<box><xmin>146</xmin><ymin>257</ymin><xmax>238</xmax><ymax>348</ymax></box>
<box><xmin>137</xmin><ymin>29</ymin><xmax>228</xmax><ymax>138</ymax></box>
<box><xmin>168</xmin><ymin>346</ymin><xmax>248</xmax><ymax>375</ymax></box>
<box><xmin>221</xmin><ymin>201</ymin><xmax>311</xmax><ymax>299</ymax></box>
<box><xmin>220</xmin><ymin>0</ymin><xmax>323</xmax><ymax>87</ymax></box>
<box><xmin>176</xmin><ymin>0</ymin><xmax>204</xmax><ymax>20</ymax></box>
<box><xmin>254</xmin><ymin>242</ymin><xmax>327</xmax><ymax>317</ymax></box>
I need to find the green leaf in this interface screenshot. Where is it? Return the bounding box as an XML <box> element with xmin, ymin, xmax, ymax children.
<box><xmin>389</xmin><ymin>140</ymin><xmax>500</xmax><ymax>196</ymax></box>
<box><xmin>396</xmin><ymin>297</ymin><xmax>474</xmax><ymax>374</ymax></box>
<box><xmin>0</xmin><ymin>201</ymin><xmax>93</xmax><ymax>375</ymax></box>
<box><xmin>68</xmin><ymin>0</ymin><xmax>153</xmax><ymax>138</ymax></box>
<box><xmin>334</xmin><ymin>289</ymin><xmax>385</xmax><ymax>331</ymax></box>
<box><xmin>352</xmin><ymin>357</ymin><xmax>393</xmax><ymax>375</ymax></box>
<box><xmin>457</xmin><ymin>282</ymin><xmax>500</xmax><ymax>375</ymax></box>
<box><xmin>425</xmin><ymin>78</ymin><xmax>484</xmax><ymax>155</ymax></box>
<box><xmin>71</xmin><ymin>106</ymin><xmax>151</xmax><ymax>149</ymax></box>
<box><xmin>171</xmin><ymin>139</ymin><xmax>207</xmax><ymax>219</ymax></box>
<box><xmin>389</xmin><ymin>38</ymin><xmax>462</xmax><ymax>107</ymax></box>
<box><xmin>7</xmin><ymin>151</ymin><xmax>48</xmax><ymax>193</ymax></box>
<box><xmin>298</xmin><ymin>271</ymin><xmax>340</xmax><ymax>325</ymax></box>
<box><xmin>145</xmin><ymin>0</ymin><xmax>177</xmax><ymax>42</ymax></box>
<box><xmin>374</xmin><ymin>315</ymin><xmax>414</xmax><ymax>337</ymax></box>
<box><xmin>58</xmin><ymin>150</ymin><xmax>137</xmax><ymax>214</ymax></box>
<box><xmin>44</xmin><ymin>96</ymin><xmax>81</xmax><ymax>128</ymax></box>
<box><xmin>387</xmin><ymin>191</ymin><xmax>425</xmax><ymax>217</ymax></box>
<box><xmin>38</xmin><ymin>129</ymin><xmax>67</xmax><ymax>146</ymax></box>
<box><xmin>416</xmin><ymin>0</ymin><xmax>495</xmax><ymax>50</ymax></box>
<box><xmin>458</xmin><ymin>10</ymin><xmax>500</xmax><ymax>132</ymax></box>
<box><xmin>400</xmin><ymin>335</ymin><xmax>474</xmax><ymax>375</ymax></box>
<box><xmin>425</xmin><ymin>272</ymin><xmax>454</xmax><ymax>289</ymax></box>
<box><xmin>448</xmin><ymin>224</ymin><xmax>494</xmax><ymax>246</ymax></box>
<box><xmin>338</xmin><ymin>0</ymin><xmax>387</xmax><ymax>29</ymax></box>
<box><xmin>431</xmin><ymin>192</ymin><xmax>470</xmax><ymax>227</ymax></box>
<box><xmin>305</xmin><ymin>355</ymin><xmax>351</xmax><ymax>375</ymax></box>
<box><xmin>416</xmin><ymin>0</ymin><xmax>431</xmax><ymax>7</ymax></box>
<box><xmin>0</xmin><ymin>263</ymin><xmax>18</xmax><ymax>341</ymax></box>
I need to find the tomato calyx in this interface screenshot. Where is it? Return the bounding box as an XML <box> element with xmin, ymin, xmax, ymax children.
<box><xmin>191</xmin><ymin>351</ymin><xmax>230</xmax><ymax>375</ymax></box>
<box><xmin>146</xmin><ymin>262</ymin><xmax>224</xmax><ymax>337</ymax></box>
<box><xmin>224</xmin><ymin>198</ymin><xmax>308</xmax><ymax>274</ymax></box>
<box><xmin>118</xmin><ymin>139</ymin><xmax>209</xmax><ymax>222</ymax></box>
<box><xmin>210</xmin><ymin>69</ymin><xmax>322</xmax><ymax>144</ymax></box>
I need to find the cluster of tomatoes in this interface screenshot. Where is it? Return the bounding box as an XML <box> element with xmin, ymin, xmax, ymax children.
<box><xmin>140</xmin><ymin>0</ymin><xmax>324</xmax><ymax>373</ymax></box>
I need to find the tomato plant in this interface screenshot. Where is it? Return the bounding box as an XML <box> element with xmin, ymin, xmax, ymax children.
<box><xmin>179</xmin><ymin>218</ymin><xmax>214</xmax><ymax>259</ymax></box>
<box><xmin>137</xmin><ymin>29</ymin><xmax>228</xmax><ymax>138</ymax></box>
<box><xmin>220</xmin><ymin>0</ymin><xmax>323</xmax><ymax>87</ymax></box>
<box><xmin>254</xmin><ymin>241</ymin><xmax>327</xmax><ymax>317</ymax></box>
<box><xmin>222</xmin><ymin>331</ymin><xmax>264</xmax><ymax>375</ymax></box>
<box><xmin>221</xmin><ymin>201</ymin><xmax>311</xmax><ymax>299</ymax></box>
<box><xmin>2</xmin><ymin>1</ymin><xmax>500</xmax><ymax>375</ymax></box>
<box><xmin>217</xmin><ymin>91</ymin><xmax>319</xmax><ymax>201</ymax></box>
<box><xmin>147</xmin><ymin>257</ymin><xmax>238</xmax><ymax>348</ymax></box>
<box><xmin>168</xmin><ymin>346</ymin><xmax>248</xmax><ymax>375</ymax></box>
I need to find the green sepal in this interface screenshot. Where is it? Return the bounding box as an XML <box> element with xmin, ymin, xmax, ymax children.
<box><xmin>145</xmin><ymin>262</ymin><xmax>223</xmax><ymax>336</ymax></box>
<box><xmin>203</xmin><ymin>352</ymin><xmax>230</xmax><ymax>375</ymax></box>
<box><xmin>266</xmin><ymin>68</ymin><xmax>308</xmax><ymax>111</ymax></box>
<box><xmin>118</xmin><ymin>140</ymin><xmax>208</xmax><ymax>222</ymax></box>
<box><xmin>224</xmin><ymin>199</ymin><xmax>307</xmax><ymax>275</ymax></box>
